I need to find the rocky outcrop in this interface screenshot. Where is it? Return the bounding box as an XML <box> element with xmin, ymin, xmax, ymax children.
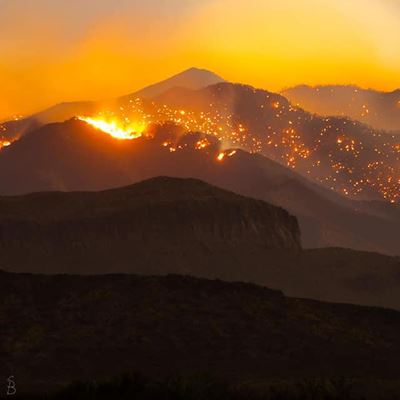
<box><xmin>0</xmin><ymin>177</ymin><xmax>300</xmax><ymax>274</ymax></box>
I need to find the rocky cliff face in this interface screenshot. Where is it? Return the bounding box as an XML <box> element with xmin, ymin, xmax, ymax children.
<box><xmin>0</xmin><ymin>177</ymin><xmax>300</xmax><ymax>274</ymax></box>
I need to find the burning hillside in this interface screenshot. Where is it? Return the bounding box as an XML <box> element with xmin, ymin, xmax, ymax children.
<box><xmin>77</xmin><ymin>116</ymin><xmax>147</xmax><ymax>140</ymax></box>
<box><xmin>1</xmin><ymin>78</ymin><xmax>399</xmax><ymax>203</ymax></box>
<box><xmin>73</xmin><ymin>84</ymin><xmax>400</xmax><ymax>203</ymax></box>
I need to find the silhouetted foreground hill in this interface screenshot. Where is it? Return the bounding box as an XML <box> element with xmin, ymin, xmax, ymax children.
<box><xmin>1</xmin><ymin>175</ymin><xmax>400</xmax><ymax>310</ymax></box>
<box><xmin>11</xmin><ymin>374</ymin><xmax>386</xmax><ymax>400</ymax></box>
<box><xmin>0</xmin><ymin>119</ymin><xmax>398</xmax><ymax>256</ymax></box>
<box><xmin>283</xmin><ymin>85</ymin><xmax>400</xmax><ymax>132</ymax></box>
<box><xmin>2</xmin><ymin>272</ymin><xmax>400</xmax><ymax>397</ymax></box>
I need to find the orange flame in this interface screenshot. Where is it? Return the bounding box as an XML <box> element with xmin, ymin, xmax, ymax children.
<box><xmin>78</xmin><ymin>116</ymin><xmax>147</xmax><ymax>140</ymax></box>
<box><xmin>217</xmin><ymin>150</ymin><xmax>236</xmax><ymax>162</ymax></box>
<box><xmin>0</xmin><ymin>140</ymin><xmax>11</xmax><ymax>149</ymax></box>
<box><xmin>217</xmin><ymin>152</ymin><xmax>225</xmax><ymax>161</ymax></box>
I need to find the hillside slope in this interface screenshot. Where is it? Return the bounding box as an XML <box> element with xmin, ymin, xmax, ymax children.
<box><xmin>2</xmin><ymin>272</ymin><xmax>400</xmax><ymax>394</ymax></box>
<box><xmin>283</xmin><ymin>85</ymin><xmax>400</xmax><ymax>132</ymax></box>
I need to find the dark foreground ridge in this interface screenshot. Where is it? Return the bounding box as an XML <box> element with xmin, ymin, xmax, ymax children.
<box><xmin>2</xmin><ymin>272</ymin><xmax>400</xmax><ymax>397</ymax></box>
<box><xmin>9</xmin><ymin>374</ymin><xmax>400</xmax><ymax>400</ymax></box>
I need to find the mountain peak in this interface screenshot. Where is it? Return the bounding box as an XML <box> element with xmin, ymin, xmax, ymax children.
<box><xmin>179</xmin><ymin>66</ymin><xmax>223</xmax><ymax>78</ymax></box>
<box><xmin>130</xmin><ymin>67</ymin><xmax>225</xmax><ymax>100</ymax></box>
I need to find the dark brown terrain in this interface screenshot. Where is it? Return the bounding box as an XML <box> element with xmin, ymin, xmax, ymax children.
<box><xmin>2</xmin><ymin>271</ymin><xmax>400</xmax><ymax>396</ymax></box>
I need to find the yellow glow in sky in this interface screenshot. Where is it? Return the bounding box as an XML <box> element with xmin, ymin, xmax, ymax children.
<box><xmin>0</xmin><ymin>0</ymin><xmax>399</xmax><ymax>120</ymax></box>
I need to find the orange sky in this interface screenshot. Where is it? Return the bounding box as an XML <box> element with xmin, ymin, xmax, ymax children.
<box><xmin>0</xmin><ymin>0</ymin><xmax>399</xmax><ymax>120</ymax></box>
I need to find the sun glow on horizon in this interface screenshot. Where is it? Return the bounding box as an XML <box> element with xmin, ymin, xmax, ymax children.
<box><xmin>0</xmin><ymin>0</ymin><xmax>399</xmax><ymax>120</ymax></box>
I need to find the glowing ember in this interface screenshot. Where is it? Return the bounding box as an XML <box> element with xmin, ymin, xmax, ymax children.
<box><xmin>78</xmin><ymin>116</ymin><xmax>147</xmax><ymax>140</ymax></box>
<box><xmin>272</xmin><ymin>101</ymin><xmax>280</xmax><ymax>109</ymax></box>
<box><xmin>195</xmin><ymin>138</ymin><xmax>211</xmax><ymax>150</ymax></box>
<box><xmin>0</xmin><ymin>140</ymin><xmax>11</xmax><ymax>149</ymax></box>
<box><xmin>217</xmin><ymin>150</ymin><xmax>237</xmax><ymax>162</ymax></box>
<box><xmin>217</xmin><ymin>152</ymin><xmax>225</xmax><ymax>161</ymax></box>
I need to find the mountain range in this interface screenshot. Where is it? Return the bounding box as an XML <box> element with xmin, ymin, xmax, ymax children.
<box><xmin>0</xmin><ymin>119</ymin><xmax>398</xmax><ymax>256</ymax></box>
<box><xmin>283</xmin><ymin>85</ymin><xmax>400</xmax><ymax>132</ymax></box>
<box><xmin>1</xmin><ymin>68</ymin><xmax>398</xmax><ymax>205</ymax></box>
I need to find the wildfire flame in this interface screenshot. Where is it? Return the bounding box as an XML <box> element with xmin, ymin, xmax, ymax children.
<box><xmin>0</xmin><ymin>140</ymin><xmax>11</xmax><ymax>149</ymax></box>
<box><xmin>78</xmin><ymin>116</ymin><xmax>147</xmax><ymax>140</ymax></box>
<box><xmin>217</xmin><ymin>150</ymin><xmax>237</xmax><ymax>162</ymax></box>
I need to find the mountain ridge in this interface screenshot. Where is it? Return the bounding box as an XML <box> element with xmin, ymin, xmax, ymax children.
<box><xmin>283</xmin><ymin>84</ymin><xmax>400</xmax><ymax>132</ymax></box>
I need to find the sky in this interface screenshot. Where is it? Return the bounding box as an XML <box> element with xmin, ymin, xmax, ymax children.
<box><xmin>0</xmin><ymin>0</ymin><xmax>399</xmax><ymax>120</ymax></box>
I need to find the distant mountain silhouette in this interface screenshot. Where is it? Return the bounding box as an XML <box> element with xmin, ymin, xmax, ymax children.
<box><xmin>33</xmin><ymin>100</ymin><xmax>97</xmax><ymax>124</ymax></box>
<box><xmin>130</xmin><ymin>67</ymin><xmax>225</xmax><ymax>99</ymax></box>
<box><xmin>0</xmin><ymin>119</ymin><xmax>398</xmax><ymax>256</ymax></box>
<box><xmin>283</xmin><ymin>85</ymin><xmax>400</xmax><ymax>132</ymax></box>
<box><xmin>2</xmin><ymin>271</ymin><xmax>400</xmax><ymax>394</ymax></box>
